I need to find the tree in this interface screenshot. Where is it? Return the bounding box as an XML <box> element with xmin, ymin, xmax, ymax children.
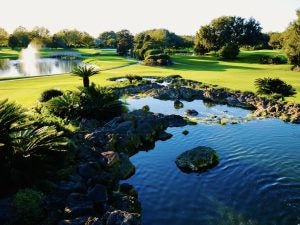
<box><xmin>218</xmin><ymin>43</ymin><xmax>240</xmax><ymax>60</ymax></box>
<box><xmin>133</xmin><ymin>29</ymin><xmax>185</xmax><ymax>59</ymax></box>
<box><xmin>52</xmin><ymin>29</ymin><xmax>95</xmax><ymax>48</ymax></box>
<box><xmin>0</xmin><ymin>27</ymin><xmax>9</xmax><ymax>47</ymax></box>
<box><xmin>8</xmin><ymin>26</ymin><xmax>31</xmax><ymax>48</ymax></box>
<box><xmin>268</xmin><ymin>32</ymin><xmax>283</xmax><ymax>49</ymax></box>
<box><xmin>254</xmin><ymin>77</ymin><xmax>296</xmax><ymax>100</ymax></box>
<box><xmin>116</xmin><ymin>30</ymin><xmax>133</xmax><ymax>56</ymax></box>
<box><xmin>283</xmin><ymin>10</ymin><xmax>300</xmax><ymax>71</ymax></box>
<box><xmin>72</xmin><ymin>65</ymin><xmax>99</xmax><ymax>88</ymax></box>
<box><xmin>97</xmin><ymin>31</ymin><xmax>116</xmax><ymax>48</ymax></box>
<box><xmin>194</xmin><ymin>16</ymin><xmax>263</xmax><ymax>54</ymax></box>
<box><xmin>30</xmin><ymin>26</ymin><xmax>51</xmax><ymax>47</ymax></box>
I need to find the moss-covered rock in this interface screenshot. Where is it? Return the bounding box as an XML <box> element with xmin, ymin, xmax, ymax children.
<box><xmin>175</xmin><ymin>146</ymin><xmax>219</xmax><ymax>172</ymax></box>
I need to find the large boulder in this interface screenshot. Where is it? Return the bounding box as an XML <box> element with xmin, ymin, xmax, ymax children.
<box><xmin>184</xmin><ymin>109</ymin><xmax>199</xmax><ymax>117</ymax></box>
<box><xmin>87</xmin><ymin>184</ymin><xmax>108</xmax><ymax>204</ymax></box>
<box><xmin>58</xmin><ymin>216</ymin><xmax>102</xmax><ymax>225</ymax></box>
<box><xmin>108</xmin><ymin>153</ymin><xmax>135</xmax><ymax>180</ymax></box>
<box><xmin>64</xmin><ymin>193</ymin><xmax>94</xmax><ymax>219</ymax></box>
<box><xmin>175</xmin><ymin>146</ymin><xmax>219</xmax><ymax>172</ymax></box>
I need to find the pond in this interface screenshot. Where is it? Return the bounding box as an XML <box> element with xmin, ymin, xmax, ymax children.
<box><xmin>0</xmin><ymin>58</ymin><xmax>81</xmax><ymax>77</ymax></box>
<box><xmin>123</xmin><ymin>97</ymin><xmax>300</xmax><ymax>225</ymax></box>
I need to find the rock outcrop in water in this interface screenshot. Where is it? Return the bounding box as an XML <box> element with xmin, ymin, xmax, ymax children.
<box><xmin>175</xmin><ymin>146</ymin><xmax>219</xmax><ymax>172</ymax></box>
<box><xmin>113</xmin><ymin>77</ymin><xmax>300</xmax><ymax>124</ymax></box>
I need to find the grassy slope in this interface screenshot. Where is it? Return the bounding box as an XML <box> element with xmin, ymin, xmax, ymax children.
<box><xmin>0</xmin><ymin>48</ymin><xmax>299</xmax><ymax>107</ymax></box>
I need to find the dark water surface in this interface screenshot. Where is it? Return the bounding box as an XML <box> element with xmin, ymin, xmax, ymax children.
<box><xmin>124</xmin><ymin>97</ymin><xmax>300</xmax><ymax>225</ymax></box>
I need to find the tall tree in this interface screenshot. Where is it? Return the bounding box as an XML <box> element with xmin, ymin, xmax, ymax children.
<box><xmin>8</xmin><ymin>26</ymin><xmax>31</xmax><ymax>48</ymax></box>
<box><xmin>268</xmin><ymin>32</ymin><xmax>284</xmax><ymax>49</ymax></box>
<box><xmin>116</xmin><ymin>30</ymin><xmax>133</xmax><ymax>56</ymax></box>
<box><xmin>194</xmin><ymin>16</ymin><xmax>263</xmax><ymax>54</ymax></box>
<box><xmin>30</xmin><ymin>26</ymin><xmax>51</xmax><ymax>47</ymax></box>
<box><xmin>283</xmin><ymin>10</ymin><xmax>300</xmax><ymax>70</ymax></box>
<box><xmin>0</xmin><ymin>27</ymin><xmax>9</xmax><ymax>47</ymax></box>
<box><xmin>98</xmin><ymin>31</ymin><xmax>116</xmax><ymax>48</ymax></box>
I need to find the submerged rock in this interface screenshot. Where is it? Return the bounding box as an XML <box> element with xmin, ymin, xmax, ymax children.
<box><xmin>175</xmin><ymin>146</ymin><xmax>219</xmax><ymax>172</ymax></box>
<box><xmin>184</xmin><ymin>109</ymin><xmax>199</xmax><ymax>117</ymax></box>
<box><xmin>174</xmin><ymin>99</ymin><xmax>184</xmax><ymax>109</ymax></box>
<box><xmin>157</xmin><ymin>131</ymin><xmax>173</xmax><ymax>141</ymax></box>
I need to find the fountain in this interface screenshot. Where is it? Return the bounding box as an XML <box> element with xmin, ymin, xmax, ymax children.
<box><xmin>20</xmin><ymin>42</ymin><xmax>40</xmax><ymax>75</ymax></box>
<box><xmin>0</xmin><ymin>43</ymin><xmax>81</xmax><ymax>78</ymax></box>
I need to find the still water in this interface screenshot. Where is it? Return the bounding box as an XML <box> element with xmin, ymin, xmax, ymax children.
<box><xmin>124</xmin><ymin>97</ymin><xmax>300</xmax><ymax>225</ymax></box>
<box><xmin>0</xmin><ymin>58</ymin><xmax>80</xmax><ymax>77</ymax></box>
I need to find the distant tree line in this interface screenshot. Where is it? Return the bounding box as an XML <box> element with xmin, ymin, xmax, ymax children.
<box><xmin>0</xmin><ymin>11</ymin><xmax>299</xmax><ymax>69</ymax></box>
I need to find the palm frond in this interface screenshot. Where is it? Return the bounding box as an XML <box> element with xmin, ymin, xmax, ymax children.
<box><xmin>71</xmin><ymin>65</ymin><xmax>99</xmax><ymax>78</ymax></box>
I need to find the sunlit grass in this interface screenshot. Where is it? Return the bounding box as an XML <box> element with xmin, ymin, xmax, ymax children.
<box><xmin>0</xmin><ymin>48</ymin><xmax>299</xmax><ymax>107</ymax></box>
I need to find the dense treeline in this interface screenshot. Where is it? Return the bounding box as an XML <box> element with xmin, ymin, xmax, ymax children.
<box><xmin>0</xmin><ymin>11</ymin><xmax>299</xmax><ymax>68</ymax></box>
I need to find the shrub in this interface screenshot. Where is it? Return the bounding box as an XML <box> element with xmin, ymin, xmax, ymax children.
<box><xmin>46</xmin><ymin>83</ymin><xmax>125</xmax><ymax>121</ymax></box>
<box><xmin>143</xmin><ymin>54</ymin><xmax>173</xmax><ymax>66</ymax></box>
<box><xmin>259</xmin><ymin>55</ymin><xmax>287</xmax><ymax>64</ymax></box>
<box><xmin>125</xmin><ymin>74</ymin><xmax>143</xmax><ymax>84</ymax></box>
<box><xmin>142</xmin><ymin>105</ymin><xmax>150</xmax><ymax>113</ymax></box>
<box><xmin>12</xmin><ymin>189</ymin><xmax>44</xmax><ymax>225</ymax></box>
<box><xmin>39</xmin><ymin>89</ymin><xmax>64</xmax><ymax>102</ymax></box>
<box><xmin>218</xmin><ymin>43</ymin><xmax>240</xmax><ymax>60</ymax></box>
<box><xmin>167</xmin><ymin>74</ymin><xmax>182</xmax><ymax>79</ymax></box>
<box><xmin>144</xmin><ymin>49</ymin><xmax>163</xmax><ymax>57</ymax></box>
<box><xmin>254</xmin><ymin>77</ymin><xmax>296</xmax><ymax>100</ymax></box>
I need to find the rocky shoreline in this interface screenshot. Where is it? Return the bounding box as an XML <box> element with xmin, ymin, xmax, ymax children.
<box><xmin>114</xmin><ymin>77</ymin><xmax>300</xmax><ymax>124</ymax></box>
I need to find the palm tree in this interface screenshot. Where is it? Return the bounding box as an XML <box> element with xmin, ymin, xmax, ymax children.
<box><xmin>72</xmin><ymin>65</ymin><xmax>99</xmax><ymax>88</ymax></box>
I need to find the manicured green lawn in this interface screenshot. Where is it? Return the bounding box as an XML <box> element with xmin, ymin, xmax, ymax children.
<box><xmin>0</xmin><ymin>48</ymin><xmax>299</xmax><ymax>107</ymax></box>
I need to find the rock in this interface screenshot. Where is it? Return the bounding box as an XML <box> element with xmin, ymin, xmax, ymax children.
<box><xmin>157</xmin><ymin>131</ymin><xmax>173</xmax><ymax>141</ymax></box>
<box><xmin>87</xmin><ymin>184</ymin><xmax>108</xmax><ymax>204</ymax></box>
<box><xmin>226</xmin><ymin>96</ymin><xmax>254</xmax><ymax>109</ymax></box>
<box><xmin>109</xmin><ymin>153</ymin><xmax>135</xmax><ymax>180</ymax></box>
<box><xmin>64</xmin><ymin>193</ymin><xmax>94</xmax><ymax>219</ymax></box>
<box><xmin>180</xmin><ymin>87</ymin><xmax>203</xmax><ymax>100</ymax></box>
<box><xmin>175</xmin><ymin>146</ymin><xmax>219</xmax><ymax>172</ymax></box>
<box><xmin>166</xmin><ymin>114</ymin><xmax>187</xmax><ymax>127</ymax></box>
<box><xmin>0</xmin><ymin>196</ymin><xmax>12</xmax><ymax>224</ymax></box>
<box><xmin>101</xmin><ymin>151</ymin><xmax>120</xmax><ymax>167</ymax></box>
<box><xmin>184</xmin><ymin>109</ymin><xmax>199</xmax><ymax>116</ymax></box>
<box><xmin>111</xmin><ymin>192</ymin><xmax>141</xmax><ymax>214</ymax></box>
<box><xmin>78</xmin><ymin>162</ymin><xmax>100</xmax><ymax>179</ymax></box>
<box><xmin>118</xmin><ymin>153</ymin><xmax>135</xmax><ymax>179</ymax></box>
<box><xmin>182</xmin><ymin>130</ymin><xmax>189</xmax><ymax>135</ymax></box>
<box><xmin>119</xmin><ymin>183</ymin><xmax>138</xmax><ymax>198</ymax></box>
<box><xmin>59</xmin><ymin>175</ymin><xmax>87</xmax><ymax>193</ymax></box>
<box><xmin>58</xmin><ymin>216</ymin><xmax>102</xmax><ymax>225</ymax></box>
<box><xmin>106</xmin><ymin>210</ymin><xmax>141</xmax><ymax>225</ymax></box>
<box><xmin>174</xmin><ymin>100</ymin><xmax>184</xmax><ymax>109</ymax></box>
<box><xmin>92</xmin><ymin>171</ymin><xmax>118</xmax><ymax>190</ymax></box>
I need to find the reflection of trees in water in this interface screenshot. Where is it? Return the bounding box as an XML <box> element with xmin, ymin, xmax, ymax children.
<box><xmin>203</xmin><ymin>99</ymin><xmax>217</xmax><ymax>108</ymax></box>
<box><xmin>0</xmin><ymin>59</ymin><xmax>9</xmax><ymax>70</ymax></box>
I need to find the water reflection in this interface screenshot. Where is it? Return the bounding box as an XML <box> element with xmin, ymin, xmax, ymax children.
<box><xmin>0</xmin><ymin>58</ymin><xmax>81</xmax><ymax>77</ymax></box>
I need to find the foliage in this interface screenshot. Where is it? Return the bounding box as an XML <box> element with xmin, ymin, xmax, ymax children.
<box><xmin>46</xmin><ymin>83</ymin><xmax>125</xmax><ymax>121</ymax></box>
<box><xmin>125</xmin><ymin>74</ymin><xmax>143</xmax><ymax>84</ymax></box>
<box><xmin>30</xmin><ymin>26</ymin><xmax>52</xmax><ymax>47</ymax></box>
<box><xmin>268</xmin><ymin>32</ymin><xmax>283</xmax><ymax>49</ymax></box>
<box><xmin>195</xmin><ymin>16</ymin><xmax>263</xmax><ymax>54</ymax></box>
<box><xmin>133</xmin><ymin>29</ymin><xmax>185</xmax><ymax>59</ymax></box>
<box><xmin>144</xmin><ymin>49</ymin><xmax>163</xmax><ymax>58</ymax></box>
<box><xmin>283</xmin><ymin>10</ymin><xmax>300</xmax><ymax>70</ymax></box>
<box><xmin>0</xmin><ymin>27</ymin><xmax>9</xmax><ymax>47</ymax></box>
<box><xmin>52</xmin><ymin>29</ymin><xmax>95</xmax><ymax>48</ymax></box>
<box><xmin>12</xmin><ymin>189</ymin><xmax>44</xmax><ymax>225</ymax></box>
<box><xmin>72</xmin><ymin>64</ymin><xmax>99</xmax><ymax>88</ymax></box>
<box><xmin>143</xmin><ymin>54</ymin><xmax>172</xmax><ymax>66</ymax></box>
<box><xmin>39</xmin><ymin>89</ymin><xmax>64</xmax><ymax>102</ymax></box>
<box><xmin>97</xmin><ymin>31</ymin><xmax>116</xmax><ymax>48</ymax></box>
<box><xmin>259</xmin><ymin>55</ymin><xmax>287</xmax><ymax>64</ymax></box>
<box><xmin>8</xmin><ymin>26</ymin><xmax>31</xmax><ymax>49</ymax></box>
<box><xmin>254</xmin><ymin>77</ymin><xmax>296</xmax><ymax>100</ymax></box>
<box><xmin>116</xmin><ymin>29</ymin><xmax>133</xmax><ymax>56</ymax></box>
<box><xmin>218</xmin><ymin>43</ymin><xmax>240</xmax><ymax>60</ymax></box>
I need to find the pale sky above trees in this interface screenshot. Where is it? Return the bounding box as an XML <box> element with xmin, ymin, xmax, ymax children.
<box><xmin>0</xmin><ymin>0</ymin><xmax>298</xmax><ymax>36</ymax></box>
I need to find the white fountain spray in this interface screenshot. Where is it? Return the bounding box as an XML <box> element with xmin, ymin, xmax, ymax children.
<box><xmin>20</xmin><ymin>43</ymin><xmax>40</xmax><ymax>75</ymax></box>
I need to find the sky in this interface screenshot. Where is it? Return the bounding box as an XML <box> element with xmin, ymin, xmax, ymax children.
<box><xmin>0</xmin><ymin>0</ymin><xmax>299</xmax><ymax>37</ymax></box>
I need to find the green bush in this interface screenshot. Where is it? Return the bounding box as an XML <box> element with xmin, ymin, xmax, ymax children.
<box><xmin>12</xmin><ymin>189</ymin><xmax>44</xmax><ymax>225</ymax></box>
<box><xmin>125</xmin><ymin>74</ymin><xmax>143</xmax><ymax>84</ymax></box>
<box><xmin>255</xmin><ymin>77</ymin><xmax>296</xmax><ymax>100</ymax></box>
<box><xmin>46</xmin><ymin>83</ymin><xmax>125</xmax><ymax>121</ymax></box>
<box><xmin>143</xmin><ymin>54</ymin><xmax>172</xmax><ymax>66</ymax></box>
<box><xmin>39</xmin><ymin>89</ymin><xmax>64</xmax><ymax>102</ymax></box>
<box><xmin>259</xmin><ymin>55</ymin><xmax>287</xmax><ymax>64</ymax></box>
<box><xmin>144</xmin><ymin>49</ymin><xmax>163</xmax><ymax>57</ymax></box>
<box><xmin>218</xmin><ymin>43</ymin><xmax>240</xmax><ymax>60</ymax></box>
